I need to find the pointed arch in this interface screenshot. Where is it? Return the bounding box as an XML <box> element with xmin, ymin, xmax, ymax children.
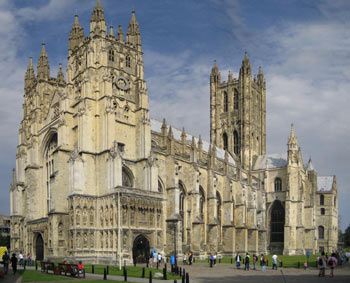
<box><xmin>199</xmin><ymin>186</ymin><xmax>205</xmax><ymax>219</ymax></box>
<box><xmin>223</xmin><ymin>132</ymin><xmax>228</xmax><ymax>150</ymax></box>
<box><xmin>274</xmin><ymin>177</ymin><xmax>282</xmax><ymax>192</ymax></box>
<box><xmin>270</xmin><ymin>200</ymin><xmax>285</xmax><ymax>242</ymax></box>
<box><xmin>318</xmin><ymin>225</ymin><xmax>324</xmax><ymax>239</ymax></box>
<box><xmin>158</xmin><ymin>177</ymin><xmax>164</xmax><ymax>193</ymax></box>
<box><xmin>233</xmin><ymin>130</ymin><xmax>240</xmax><ymax>155</ymax></box>
<box><xmin>234</xmin><ymin>89</ymin><xmax>239</xmax><ymax>110</ymax></box>
<box><xmin>122</xmin><ymin>166</ymin><xmax>134</xmax><ymax>187</ymax></box>
<box><xmin>223</xmin><ymin>91</ymin><xmax>228</xmax><ymax>112</ymax></box>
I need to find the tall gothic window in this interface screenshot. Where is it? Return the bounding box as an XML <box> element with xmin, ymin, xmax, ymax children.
<box><xmin>318</xmin><ymin>226</ymin><xmax>324</xmax><ymax>239</ymax></box>
<box><xmin>216</xmin><ymin>191</ymin><xmax>222</xmax><ymax>224</ymax></box>
<box><xmin>179</xmin><ymin>181</ymin><xmax>186</xmax><ymax>243</ymax></box>
<box><xmin>45</xmin><ymin>133</ymin><xmax>57</xmax><ymax>213</ymax></box>
<box><xmin>122</xmin><ymin>166</ymin><xmax>133</xmax><ymax>187</ymax></box>
<box><xmin>224</xmin><ymin>91</ymin><xmax>228</xmax><ymax>112</ymax></box>
<box><xmin>108</xmin><ymin>49</ymin><xmax>115</xmax><ymax>62</ymax></box>
<box><xmin>233</xmin><ymin>130</ymin><xmax>239</xmax><ymax>155</ymax></box>
<box><xmin>199</xmin><ymin>186</ymin><xmax>205</xmax><ymax>220</ymax></box>
<box><xmin>270</xmin><ymin>200</ymin><xmax>285</xmax><ymax>242</ymax></box>
<box><xmin>223</xmin><ymin>132</ymin><xmax>228</xmax><ymax>150</ymax></box>
<box><xmin>320</xmin><ymin>194</ymin><xmax>324</xmax><ymax>205</ymax></box>
<box><xmin>234</xmin><ymin>89</ymin><xmax>239</xmax><ymax>110</ymax></box>
<box><xmin>274</xmin><ymin>178</ymin><xmax>282</xmax><ymax>192</ymax></box>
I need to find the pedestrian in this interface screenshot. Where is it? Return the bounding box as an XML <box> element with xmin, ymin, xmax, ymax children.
<box><xmin>260</xmin><ymin>253</ymin><xmax>266</xmax><ymax>272</ymax></box>
<box><xmin>2</xmin><ymin>251</ymin><xmax>10</xmax><ymax>275</ymax></box>
<box><xmin>10</xmin><ymin>253</ymin><xmax>18</xmax><ymax>275</ymax></box>
<box><xmin>327</xmin><ymin>253</ymin><xmax>338</xmax><ymax>277</ymax></box>
<box><xmin>183</xmin><ymin>253</ymin><xmax>187</xmax><ymax>265</ymax></box>
<box><xmin>235</xmin><ymin>253</ymin><xmax>241</xmax><ymax>269</ymax></box>
<box><xmin>245</xmin><ymin>253</ymin><xmax>250</xmax><ymax>270</ymax></box>
<box><xmin>213</xmin><ymin>253</ymin><xmax>217</xmax><ymax>265</ymax></box>
<box><xmin>272</xmin><ymin>254</ymin><xmax>278</xmax><ymax>270</ymax></box>
<box><xmin>252</xmin><ymin>254</ymin><xmax>258</xmax><ymax>270</ymax></box>
<box><xmin>318</xmin><ymin>252</ymin><xmax>326</xmax><ymax>277</ymax></box>
<box><xmin>18</xmin><ymin>252</ymin><xmax>23</xmax><ymax>267</ymax></box>
<box><xmin>189</xmin><ymin>252</ymin><xmax>193</xmax><ymax>265</ymax></box>
<box><xmin>158</xmin><ymin>252</ymin><xmax>162</xmax><ymax>265</ymax></box>
<box><xmin>170</xmin><ymin>254</ymin><xmax>175</xmax><ymax>271</ymax></box>
<box><xmin>209</xmin><ymin>253</ymin><xmax>214</xmax><ymax>268</ymax></box>
<box><xmin>303</xmin><ymin>261</ymin><xmax>308</xmax><ymax>270</ymax></box>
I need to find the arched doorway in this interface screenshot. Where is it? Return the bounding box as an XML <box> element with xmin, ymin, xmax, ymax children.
<box><xmin>35</xmin><ymin>233</ymin><xmax>44</xmax><ymax>261</ymax></box>
<box><xmin>132</xmin><ymin>235</ymin><xmax>150</xmax><ymax>263</ymax></box>
<box><xmin>270</xmin><ymin>201</ymin><xmax>285</xmax><ymax>243</ymax></box>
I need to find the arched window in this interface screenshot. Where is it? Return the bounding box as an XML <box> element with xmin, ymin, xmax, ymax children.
<box><xmin>223</xmin><ymin>91</ymin><xmax>228</xmax><ymax>112</ymax></box>
<box><xmin>274</xmin><ymin>178</ymin><xmax>282</xmax><ymax>192</ymax></box>
<box><xmin>318</xmin><ymin>226</ymin><xmax>324</xmax><ymax>239</ymax></box>
<box><xmin>108</xmin><ymin>49</ymin><xmax>115</xmax><ymax>62</ymax></box>
<box><xmin>320</xmin><ymin>194</ymin><xmax>324</xmax><ymax>206</ymax></box>
<box><xmin>126</xmin><ymin>55</ymin><xmax>131</xmax><ymax>68</ymax></box>
<box><xmin>270</xmin><ymin>200</ymin><xmax>285</xmax><ymax>242</ymax></box>
<box><xmin>122</xmin><ymin>166</ymin><xmax>133</xmax><ymax>187</ymax></box>
<box><xmin>321</xmin><ymin>208</ymin><xmax>325</xmax><ymax>215</ymax></box>
<box><xmin>179</xmin><ymin>181</ymin><xmax>186</xmax><ymax>217</ymax></box>
<box><xmin>233</xmin><ymin>130</ymin><xmax>239</xmax><ymax>155</ymax></box>
<box><xmin>199</xmin><ymin>186</ymin><xmax>205</xmax><ymax>219</ymax></box>
<box><xmin>234</xmin><ymin>89</ymin><xmax>239</xmax><ymax>110</ymax></box>
<box><xmin>45</xmin><ymin>133</ymin><xmax>57</xmax><ymax>213</ymax></box>
<box><xmin>223</xmin><ymin>132</ymin><xmax>228</xmax><ymax>150</ymax></box>
<box><xmin>216</xmin><ymin>191</ymin><xmax>222</xmax><ymax>224</ymax></box>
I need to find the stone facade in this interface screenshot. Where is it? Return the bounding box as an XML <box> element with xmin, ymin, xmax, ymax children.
<box><xmin>10</xmin><ymin>1</ymin><xmax>338</xmax><ymax>263</ymax></box>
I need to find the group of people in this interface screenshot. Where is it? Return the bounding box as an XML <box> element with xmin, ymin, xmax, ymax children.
<box><xmin>235</xmin><ymin>253</ymin><xmax>272</xmax><ymax>271</ymax></box>
<box><xmin>149</xmin><ymin>250</ymin><xmax>165</xmax><ymax>267</ymax></box>
<box><xmin>1</xmin><ymin>251</ymin><xmax>19</xmax><ymax>275</ymax></box>
<box><xmin>317</xmin><ymin>252</ymin><xmax>338</xmax><ymax>277</ymax></box>
<box><xmin>183</xmin><ymin>252</ymin><xmax>194</xmax><ymax>265</ymax></box>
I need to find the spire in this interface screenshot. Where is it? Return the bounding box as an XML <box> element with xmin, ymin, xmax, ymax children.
<box><xmin>168</xmin><ymin>126</ymin><xmax>173</xmax><ymax>139</ymax></box>
<box><xmin>307</xmin><ymin>158</ymin><xmax>315</xmax><ymax>171</ymax></box>
<box><xmin>228</xmin><ymin>70</ymin><xmax>233</xmax><ymax>82</ymax></box>
<box><xmin>257</xmin><ymin>66</ymin><xmax>265</xmax><ymax>86</ymax></box>
<box><xmin>191</xmin><ymin>136</ymin><xmax>196</xmax><ymax>149</ymax></box>
<box><xmin>57</xmin><ymin>63</ymin><xmax>65</xmax><ymax>84</ymax></box>
<box><xmin>37</xmin><ymin>43</ymin><xmax>50</xmax><ymax>81</ymax></box>
<box><xmin>117</xmin><ymin>25</ymin><xmax>124</xmax><ymax>42</ymax></box>
<box><xmin>69</xmin><ymin>15</ymin><xmax>84</xmax><ymax>51</ymax></box>
<box><xmin>109</xmin><ymin>25</ymin><xmax>115</xmax><ymax>38</ymax></box>
<box><xmin>90</xmin><ymin>0</ymin><xmax>106</xmax><ymax>36</ymax></box>
<box><xmin>126</xmin><ymin>10</ymin><xmax>141</xmax><ymax>47</ymax></box>
<box><xmin>181</xmin><ymin>127</ymin><xmax>187</xmax><ymax>142</ymax></box>
<box><xmin>210</xmin><ymin>60</ymin><xmax>221</xmax><ymax>83</ymax></box>
<box><xmin>161</xmin><ymin>118</ymin><xmax>167</xmax><ymax>136</ymax></box>
<box><xmin>239</xmin><ymin>52</ymin><xmax>251</xmax><ymax>76</ymax></box>
<box><xmin>25</xmin><ymin>57</ymin><xmax>35</xmax><ymax>91</ymax></box>
<box><xmin>198</xmin><ymin>135</ymin><xmax>203</xmax><ymax>150</ymax></box>
<box><xmin>288</xmin><ymin>123</ymin><xmax>299</xmax><ymax>151</ymax></box>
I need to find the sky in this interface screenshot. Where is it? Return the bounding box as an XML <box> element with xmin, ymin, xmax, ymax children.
<box><xmin>0</xmin><ymin>0</ymin><xmax>349</xmax><ymax>230</ymax></box>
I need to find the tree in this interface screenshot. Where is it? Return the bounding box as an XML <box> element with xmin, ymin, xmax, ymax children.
<box><xmin>344</xmin><ymin>225</ymin><xmax>350</xmax><ymax>247</ymax></box>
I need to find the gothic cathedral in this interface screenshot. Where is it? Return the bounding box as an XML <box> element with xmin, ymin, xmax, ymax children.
<box><xmin>10</xmin><ymin>1</ymin><xmax>338</xmax><ymax>263</ymax></box>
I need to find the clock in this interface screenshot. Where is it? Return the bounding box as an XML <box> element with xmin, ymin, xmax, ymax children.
<box><xmin>114</xmin><ymin>76</ymin><xmax>130</xmax><ymax>91</ymax></box>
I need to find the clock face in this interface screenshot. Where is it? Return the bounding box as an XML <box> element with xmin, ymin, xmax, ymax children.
<box><xmin>115</xmin><ymin>76</ymin><xmax>129</xmax><ymax>91</ymax></box>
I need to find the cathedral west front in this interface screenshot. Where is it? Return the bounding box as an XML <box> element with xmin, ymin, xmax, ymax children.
<box><xmin>10</xmin><ymin>1</ymin><xmax>338</xmax><ymax>263</ymax></box>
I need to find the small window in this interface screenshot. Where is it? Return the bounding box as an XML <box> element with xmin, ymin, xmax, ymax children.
<box><xmin>108</xmin><ymin>49</ymin><xmax>115</xmax><ymax>62</ymax></box>
<box><xmin>274</xmin><ymin>178</ymin><xmax>282</xmax><ymax>192</ymax></box>
<box><xmin>321</xmin><ymin>208</ymin><xmax>325</xmax><ymax>215</ymax></box>
<box><xmin>318</xmin><ymin>226</ymin><xmax>324</xmax><ymax>239</ymax></box>
<box><xmin>320</xmin><ymin>194</ymin><xmax>324</xmax><ymax>206</ymax></box>
<box><xmin>126</xmin><ymin>55</ymin><xmax>131</xmax><ymax>68</ymax></box>
<box><xmin>224</xmin><ymin>91</ymin><xmax>228</xmax><ymax>112</ymax></box>
<box><xmin>223</xmin><ymin>132</ymin><xmax>228</xmax><ymax>150</ymax></box>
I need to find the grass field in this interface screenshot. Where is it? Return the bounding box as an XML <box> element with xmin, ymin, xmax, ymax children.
<box><xmin>20</xmin><ymin>270</ymin><xmax>127</xmax><ymax>282</ymax></box>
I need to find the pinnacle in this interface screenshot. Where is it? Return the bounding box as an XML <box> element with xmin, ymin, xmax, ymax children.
<box><xmin>40</xmin><ymin>43</ymin><xmax>47</xmax><ymax>57</ymax></box>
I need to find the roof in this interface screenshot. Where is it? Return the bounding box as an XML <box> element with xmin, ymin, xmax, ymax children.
<box><xmin>317</xmin><ymin>176</ymin><xmax>334</xmax><ymax>192</ymax></box>
<box><xmin>150</xmin><ymin>119</ymin><xmax>236</xmax><ymax>166</ymax></box>
<box><xmin>253</xmin><ymin>153</ymin><xmax>288</xmax><ymax>170</ymax></box>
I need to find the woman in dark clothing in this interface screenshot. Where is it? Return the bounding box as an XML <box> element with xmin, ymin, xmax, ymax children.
<box><xmin>10</xmin><ymin>253</ymin><xmax>18</xmax><ymax>275</ymax></box>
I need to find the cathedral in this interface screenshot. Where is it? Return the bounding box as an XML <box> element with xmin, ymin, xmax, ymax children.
<box><xmin>10</xmin><ymin>1</ymin><xmax>338</xmax><ymax>263</ymax></box>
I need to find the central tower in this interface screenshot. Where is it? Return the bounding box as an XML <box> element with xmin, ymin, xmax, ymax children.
<box><xmin>210</xmin><ymin>54</ymin><xmax>266</xmax><ymax>169</ymax></box>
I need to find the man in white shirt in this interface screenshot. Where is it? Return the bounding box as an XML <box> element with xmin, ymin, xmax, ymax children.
<box><xmin>272</xmin><ymin>254</ymin><xmax>278</xmax><ymax>270</ymax></box>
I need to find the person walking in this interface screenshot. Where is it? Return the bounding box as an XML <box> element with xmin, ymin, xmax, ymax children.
<box><xmin>260</xmin><ymin>253</ymin><xmax>266</xmax><ymax>272</ymax></box>
<box><xmin>272</xmin><ymin>254</ymin><xmax>278</xmax><ymax>270</ymax></box>
<box><xmin>10</xmin><ymin>253</ymin><xmax>18</xmax><ymax>275</ymax></box>
<box><xmin>327</xmin><ymin>253</ymin><xmax>338</xmax><ymax>277</ymax></box>
<box><xmin>318</xmin><ymin>252</ymin><xmax>326</xmax><ymax>277</ymax></box>
<box><xmin>189</xmin><ymin>252</ymin><xmax>193</xmax><ymax>265</ymax></box>
<box><xmin>18</xmin><ymin>252</ymin><xmax>23</xmax><ymax>267</ymax></box>
<box><xmin>2</xmin><ymin>251</ymin><xmax>10</xmax><ymax>275</ymax></box>
<box><xmin>235</xmin><ymin>253</ymin><xmax>241</xmax><ymax>269</ymax></box>
<box><xmin>244</xmin><ymin>253</ymin><xmax>250</xmax><ymax>271</ymax></box>
<box><xmin>252</xmin><ymin>254</ymin><xmax>258</xmax><ymax>270</ymax></box>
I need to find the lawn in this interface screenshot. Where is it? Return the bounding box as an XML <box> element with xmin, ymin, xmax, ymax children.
<box><xmin>192</xmin><ymin>254</ymin><xmax>319</xmax><ymax>268</ymax></box>
<box><xmin>84</xmin><ymin>264</ymin><xmax>181</xmax><ymax>280</ymax></box>
<box><xmin>21</xmin><ymin>269</ymin><xmax>132</xmax><ymax>282</ymax></box>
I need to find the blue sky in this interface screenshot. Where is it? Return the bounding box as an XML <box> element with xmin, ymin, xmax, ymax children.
<box><xmin>0</xmin><ymin>0</ymin><xmax>349</xmax><ymax>230</ymax></box>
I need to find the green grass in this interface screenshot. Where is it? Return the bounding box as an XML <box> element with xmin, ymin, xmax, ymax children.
<box><xmin>193</xmin><ymin>254</ymin><xmax>319</xmax><ymax>268</ymax></box>
<box><xmin>84</xmin><ymin>264</ymin><xmax>181</xmax><ymax>280</ymax></box>
<box><xmin>21</xmin><ymin>269</ymin><xmax>133</xmax><ymax>282</ymax></box>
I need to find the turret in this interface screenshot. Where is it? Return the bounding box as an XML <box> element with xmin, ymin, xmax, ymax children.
<box><xmin>210</xmin><ymin>61</ymin><xmax>221</xmax><ymax>83</ymax></box>
<box><xmin>37</xmin><ymin>43</ymin><xmax>50</xmax><ymax>81</ymax></box>
<box><xmin>239</xmin><ymin>52</ymin><xmax>251</xmax><ymax>77</ymax></box>
<box><xmin>69</xmin><ymin>15</ymin><xmax>84</xmax><ymax>51</ymax></box>
<box><xmin>24</xmin><ymin>57</ymin><xmax>36</xmax><ymax>92</ymax></box>
<box><xmin>257</xmin><ymin>66</ymin><xmax>265</xmax><ymax>86</ymax></box>
<box><xmin>57</xmin><ymin>63</ymin><xmax>65</xmax><ymax>85</ymax></box>
<box><xmin>126</xmin><ymin>11</ymin><xmax>142</xmax><ymax>48</ymax></box>
<box><xmin>287</xmin><ymin>124</ymin><xmax>300</xmax><ymax>165</ymax></box>
<box><xmin>117</xmin><ymin>25</ymin><xmax>124</xmax><ymax>42</ymax></box>
<box><xmin>90</xmin><ymin>0</ymin><xmax>106</xmax><ymax>36</ymax></box>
